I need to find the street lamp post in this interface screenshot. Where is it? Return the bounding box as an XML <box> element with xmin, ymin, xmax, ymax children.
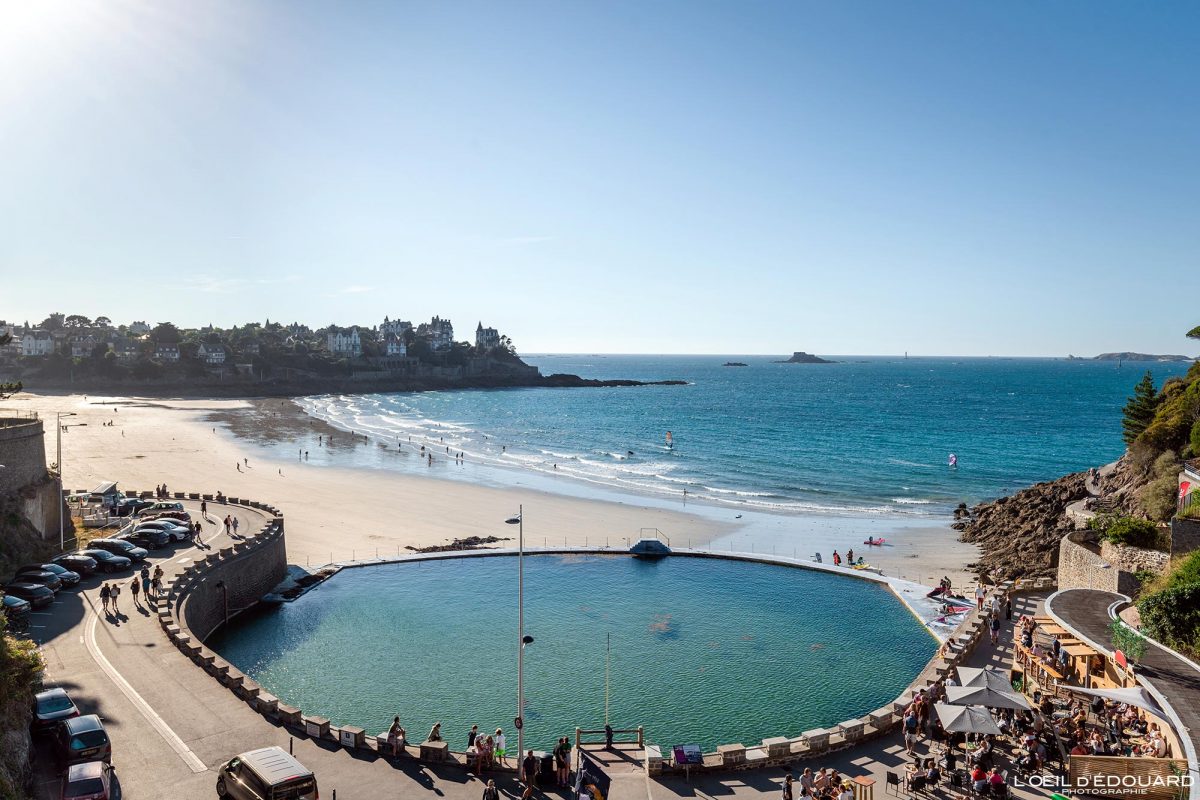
<box><xmin>56</xmin><ymin>412</ymin><xmax>76</xmax><ymax>551</ymax></box>
<box><xmin>505</xmin><ymin>505</ymin><xmax>533</xmax><ymax>776</ymax></box>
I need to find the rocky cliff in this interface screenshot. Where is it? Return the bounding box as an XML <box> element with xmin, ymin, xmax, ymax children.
<box><xmin>955</xmin><ymin>472</ymin><xmax>1090</xmax><ymax>580</ymax></box>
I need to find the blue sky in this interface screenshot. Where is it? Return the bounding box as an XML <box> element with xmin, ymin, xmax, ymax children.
<box><xmin>1</xmin><ymin>1</ymin><xmax>1196</xmax><ymax>355</ymax></box>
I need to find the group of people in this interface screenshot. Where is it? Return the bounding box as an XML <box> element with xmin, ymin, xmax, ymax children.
<box><xmin>98</xmin><ymin>565</ymin><xmax>164</xmax><ymax>615</ymax></box>
<box><xmin>1058</xmin><ymin>695</ymin><xmax>1167</xmax><ymax>759</ymax></box>
<box><xmin>781</xmin><ymin>767</ymin><xmax>855</xmax><ymax>800</ymax></box>
<box><xmin>153</xmin><ymin>483</ymin><xmax>170</xmax><ymax>498</ymax></box>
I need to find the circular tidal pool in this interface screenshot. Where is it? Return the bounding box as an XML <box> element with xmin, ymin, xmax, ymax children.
<box><xmin>208</xmin><ymin>554</ymin><xmax>934</xmax><ymax>750</ymax></box>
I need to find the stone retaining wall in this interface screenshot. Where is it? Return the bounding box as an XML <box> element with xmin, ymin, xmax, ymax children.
<box><xmin>0</xmin><ymin>417</ymin><xmax>47</xmax><ymax>495</ymax></box>
<box><xmin>1099</xmin><ymin>540</ymin><xmax>1170</xmax><ymax>577</ymax></box>
<box><xmin>1058</xmin><ymin>530</ymin><xmax>1127</xmax><ymax>593</ymax></box>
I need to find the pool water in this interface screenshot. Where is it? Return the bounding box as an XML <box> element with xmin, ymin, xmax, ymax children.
<box><xmin>208</xmin><ymin>554</ymin><xmax>934</xmax><ymax>750</ymax></box>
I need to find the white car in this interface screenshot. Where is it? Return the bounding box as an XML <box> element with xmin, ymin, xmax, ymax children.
<box><xmin>134</xmin><ymin>520</ymin><xmax>191</xmax><ymax>542</ymax></box>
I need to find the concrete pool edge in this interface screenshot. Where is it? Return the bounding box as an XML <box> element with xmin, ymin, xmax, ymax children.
<box><xmin>161</xmin><ymin>525</ymin><xmax>1022</xmax><ymax>773</ymax></box>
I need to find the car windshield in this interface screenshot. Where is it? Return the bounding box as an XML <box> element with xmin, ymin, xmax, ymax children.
<box><xmin>64</xmin><ymin>778</ymin><xmax>104</xmax><ymax>798</ymax></box>
<box><xmin>71</xmin><ymin>730</ymin><xmax>108</xmax><ymax>749</ymax></box>
<box><xmin>41</xmin><ymin>564</ymin><xmax>65</xmax><ymax>574</ymax></box>
<box><xmin>108</xmin><ymin>541</ymin><xmax>134</xmax><ymax>551</ymax></box>
<box><xmin>38</xmin><ymin>694</ymin><xmax>74</xmax><ymax>713</ymax></box>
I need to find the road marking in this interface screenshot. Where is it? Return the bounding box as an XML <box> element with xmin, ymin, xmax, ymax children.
<box><xmin>31</xmin><ymin>612</ymin><xmax>53</xmax><ymax>616</ymax></box>
<box><xmin>175</xmin><ymin>556</ymin><xmax>192</xmax><ymax>564</ymax></box>
<box><xmin>85</xmin><ymin>612</ymin><xmax>207</xmax><ymax>773</ymax></box>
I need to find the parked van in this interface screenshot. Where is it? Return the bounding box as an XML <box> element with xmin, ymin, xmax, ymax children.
<box><xmin>216</xmin><ymin>747</ymin><xmax>317</xmax><ymax>800</ymax></box>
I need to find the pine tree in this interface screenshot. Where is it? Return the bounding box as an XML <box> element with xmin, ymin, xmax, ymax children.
<box><xmin>1122</xmin><ymin>371</ymin><xmax>1159</xmax><ymax>445</ymax></box>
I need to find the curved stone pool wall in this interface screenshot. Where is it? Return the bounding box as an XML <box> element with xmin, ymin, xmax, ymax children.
<box><xmin>152</xmin><ymin>496</ymin><xmax>1039</xmax><ymax>775</ymax></box>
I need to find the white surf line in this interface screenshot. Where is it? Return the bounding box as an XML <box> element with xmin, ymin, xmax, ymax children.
<box><xmin>85</xmin><ymin>612</ymin><xmax>207</xmax><ymax>773</ymax></box>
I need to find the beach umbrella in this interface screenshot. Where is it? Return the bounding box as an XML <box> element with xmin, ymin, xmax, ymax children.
<box><xmin>945</xmin><ymin>684</ymin><xmax>1031</xmax><ymax>711</ymax></box>
<box><xmin>934</xmin><ymin>703</ymin><xmax>1002</xmax><ymax>735</ymax></box>
<box><xmin>957</xmin><ymin>667</ymin><xmax>1019</xmax><ymax>692</ymax></box>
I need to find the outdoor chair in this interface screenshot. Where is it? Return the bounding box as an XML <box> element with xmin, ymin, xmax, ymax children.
<box><xmin>886</xmin><ymin>771</ymin><xmax>901</xmax><ymax>795</ymax></box>
<box><xmin>947</xmin><ymin>771</ymin><xmax>965</xmax><ymax>798</ymax></box>
<box><xmin>909</xmin><ymin>775</ymin><xmax>927</xmax><ymax>796</ymax></box>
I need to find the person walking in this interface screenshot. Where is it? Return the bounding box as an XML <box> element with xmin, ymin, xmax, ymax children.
<box><xmin>781</xmin><ymin>774</ymin><xmax>794</xmax><ymax>800</ymax></box>
<box><xmin>110</xmin><ymin>581</ymin><xmax>121</xmax><ymax>613</ymax></box>
<box><xmin>482</xmin><ymin>779</ymin><xmax>500</xmax><ymax>800</ymax></box>
<box><xmin>151</xmin><ymin>573</ymin><xmax>162</xmax><ymax>598</ymax></box>
<box><xmin>140</xmin><ymin>566</ymin><xmax>151</xmax><ymax>599</ymax></box>
<box><xmin>194</xmin><ymin>521</ymin><xmax>204</xmax><ymax>547</ymax></box>
<box><xmin>555</xmin><ymin>736</ymin><xmax>571</xmax><ymax>787</ymax></box>
<box><xmin>99</xmin><ymin>583</ymin><xmax>111</xmax><ymax>614</ymax></box>
<box><xmin>200</xmin><ymin>499</ymin><xmax>207</xmax><ymax>519</ymax></box>
<box><xmin>232</xmin><ymin>516</ymin><xmax>239</xmax><ymax>536</ymax></box>
<box><xmin>467</xmin><ymin>724</ymin><xmax>479</xmax><ymax>750</ymax></box>
<box><xmin>975</xmin><ymin>583</ymin><xmax>987</xmax><ymax>610</ymax></box>
<box><xmin>1005</xmin><ymin>593</ymin><xmax>1013</xmax><ymax>621</ymax></box>
<box><xmin>130</xmin><ymin>576</ymin><xmax>140</xmax><ymax>607</ymax></box>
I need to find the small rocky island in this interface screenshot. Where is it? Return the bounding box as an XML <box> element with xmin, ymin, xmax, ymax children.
<box><xmin>1068</xmin><ymin>353</ymin><xmax>1194</xmax><ymax>362</ymax></box>
<box><xmin>723</xmin><ymin>361</ymin><xmax>748</xmax><ymax>367</ymax></box>
<box><xmin>775</xmin><ymin>351</ymin><xmax>834</xmax><ymax>364</ymax></box>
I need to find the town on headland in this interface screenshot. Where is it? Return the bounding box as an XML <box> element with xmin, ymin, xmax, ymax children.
<box><xmin>0</xmin><ymin>313</ymin><xmax>683</xmax><ymax>396</ymax></box>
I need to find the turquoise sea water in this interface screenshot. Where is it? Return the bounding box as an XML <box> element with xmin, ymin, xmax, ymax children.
<box><xmin>208</xmin><ymin>554</ymin><xmax>934</xmax><ymax>750</ymax></box>
<box><xmin>294</xmin><ymin>356</ymin><xmax>1191</xmax><ymax>517</ymax></box>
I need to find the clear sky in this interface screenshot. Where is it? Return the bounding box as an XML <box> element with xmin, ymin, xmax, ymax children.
<box><xmin>1</xmin><ymin>1</ymin><xmax>1196</xmax><ymax>356</ymax></box>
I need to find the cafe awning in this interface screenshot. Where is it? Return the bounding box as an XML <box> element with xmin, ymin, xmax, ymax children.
<box><xmin>945</xmin><ymin>684</ymin><xmax>1032</xmax><ymax>711</ymax></box>
<box><xmin>934</xmin><ymin>703</ymin><xmax>1002</xmax><ymax>735</ymax></box>
<box><xmin>1066</xmin><ymin>685</ymin><xmax>1164</xmax><ymax>716</ymax></box>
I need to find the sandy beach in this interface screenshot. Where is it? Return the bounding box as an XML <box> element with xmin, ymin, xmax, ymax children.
<box><xmin>5</xmin><ymin>392</ymin><xmax>980</xmax><ymax>586</ymax></box>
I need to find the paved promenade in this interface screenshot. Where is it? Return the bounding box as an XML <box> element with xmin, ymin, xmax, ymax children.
<box><xmin>27</xmin><ymin>499</ymin><xmax>1054</xmax><ymax>800</ymax></box>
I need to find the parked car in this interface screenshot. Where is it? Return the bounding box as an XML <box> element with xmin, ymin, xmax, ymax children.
<box><xmin>88</xmin><ymin>539</ymin><xmax>148</xmax><ymax>563</ymax></box>
<box><xmin>2</xmin><ymin>582</ymin><xmax>54</xmax><ymax>609</ymax></box>
<box><xmin>61</xmin><ymin>760</ymin><xmax>114</xmax><ymax>800</ymax></box>
<box><xmin>54</xmin><ymin>715</ymin><xmax>111</xmax><ymax>767</ymax></box>
<box><xmin>3</xmin><ymin>594</ymin><xmax>31</xmax><ymax>630</ymax></box>
<box><xmin>77</xmin><ymin>550</ymin><xmax>131</xmax><ymax>574</ymax></box>
<box><xmin>32</xmin><ymin>687</ymin><xmax>80</xmax><ymax>733</ymax></box>
<box><xmin>118</xmin><ymin>528</ymin><xmax>170</xmax><ymax>549</ymax></box>
<box><xmin>134</xmin><ymin>520</ymin><xmax>191</xmax><ymax>541</ymax></box>
<box><xmin>114</xmin><ymin>497</ymin><xmax>155</xmax><ymax>517</ymax></box>
<box><xmin>19</xmin><ymin>563</ymin><xmax>81</xmax><ymax>587</ymax></box>
<box><xmin>53</xmin><ymin>554</ymin><xmax>99</xmax><ymax>577</ymax></box>
<box><xmin>9</xmin><ymin>570</ymin><xmax>62</xmax><ymax>593</ymax></box>
<box><xmin>140</xmin><ymin>511</ymin><xmax>192</xmax><ymax>526</ymax></box>
<box><xmin>217</xmin><ymin>746</ymin><xmax>317</xmax><ymax>800</ymax></box>
<box><xmin>141</xmin><ymin>501</ymin><xmax>184</xmax><ymax>514</ymax></box>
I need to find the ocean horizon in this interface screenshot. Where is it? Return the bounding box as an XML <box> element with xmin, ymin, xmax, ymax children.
<box><xmin>286</xmin><ymin>355</ymin><xmax>1191</xmax><ymax>522</ymax></box>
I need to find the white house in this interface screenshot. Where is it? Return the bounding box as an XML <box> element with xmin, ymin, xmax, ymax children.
<box><xmin>154</xmin><ymin>343</ymin><xmax>180</xmax><ymax>362</ymax></box>
<box><xmin>129</xmin><ymin>321</ymin><xmax>151</xmax><ymax>335</ymax></box>
<box><xmin>385</xmin><ymin>333</ymin><xmax>407</xmax><ymax>357</ymax></box>
<box><xmin>380</xmin><ymin>316</ymin><xmax>413</xmax><ymax>337</ymax></box>
<box><xmin>21</xmin><ymin>330</ymin><xmax>55</xmax><ymax>357</ymax></box>
<box><xmin>327</xmin><ymin>328</ymin><xmax>362</xmax><ymax>357</ymax></box>
<box><xmin>197</xmin><ymin>342</ymin><xmax>227</xmax><ymax>365</ymax></box>
<box><xmin>475</xmin><ymin>322</ymin><xmax>500</xmax><ymax>350</ymax></box>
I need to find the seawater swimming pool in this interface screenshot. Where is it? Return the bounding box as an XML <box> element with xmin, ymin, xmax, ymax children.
<box><xmin>207</xmin><ymin>554</ymin><xmax>935</xmax><ymax>751</ymax></box>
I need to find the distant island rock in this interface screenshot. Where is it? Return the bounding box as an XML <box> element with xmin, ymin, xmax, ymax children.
<box><xmin>723</xmin><ymin>361</ymin><xmax>748</xmax><ymax>367</ymax></box>
<box><xmin>774</xmin><ymin>351</ymin><xmax>834</xmax><ymax>364</ymax></box>
<box><xmin>1068</xmin><ymin>353</ymin><xmax>1194</xmax><ymax>363</ymax></box>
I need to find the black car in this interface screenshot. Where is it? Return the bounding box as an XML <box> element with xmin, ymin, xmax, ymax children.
<box><xmin>10</xmin><ymin>570</ymin><xmax>62</xmax><ymax>593</ymax></box>
<box><xmin>53</xmin><ymin>554</ymin><xmax>99</xmax><ymax>577</ymax></box>
<box><xmin>54</xmin><ymin>715</ymin><xmax>111</xmax><ymax>767</ymax></box>
<box><xmin>32</xmin><ymin>687</ymin><xmax>79</xmax><ymax>733</ymax></box>
<box><xmin>118</xmin><ymin>528</ymin><xmax>170</xmax><ymax>549</ymax></box>
<box><xmin>3</xmin><ymin>582</ymin><xmax>54</xmax><ymax>609</ymax></box>
<box><xmin>18</xmin><ymin>563</ymin><xmax>81</xmax><ymax>587</ymax></box>
<box><xmin>114</xmin><ymin>497</ymin><xmax>155</xmax><ymax>517</ymax></box>
<box><xmin>88</xmin><ymin>539</ymin><xmax>148</xmax><ymax>562</ymax></box>
<box><xmin>2</xmin><ymin>595</ymin><xmax>31</xmax><ymax>630</ymax></box>
<box><xmin>77</xmin><ymin>550</ymin><xmax>131</xmax><ymax>574</ymax></box>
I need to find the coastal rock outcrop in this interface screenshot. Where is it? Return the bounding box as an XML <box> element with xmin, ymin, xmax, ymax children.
<box><xmin>958</xmin><ymin>472</ymin><xmax>1089</xmax><ymax>580</ymax></box>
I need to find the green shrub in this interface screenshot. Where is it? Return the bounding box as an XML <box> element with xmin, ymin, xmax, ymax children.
<box><xmin>1191</xmin><ymin>419</ymin><xmax>1200</xmax><ymax>457</ymax></box>
<box><xmin>1103</xmin><ymin>516</ymin><xmax>1160</xmax><ymax>548</ymax></box>
<box><xmin>1138</xmin><ymin>584</ymin><xmax>1200</xmax><ymax>656</ymax></box>
<box><xmin>1139</xmin><ymin>474</ymin><xmax>1180</xmax><ymax>522</ymax></box>
<box><xmin>1110</xmin><ymin>620</ymin><xmax>1147</xmax><ymax>663</ymax></box>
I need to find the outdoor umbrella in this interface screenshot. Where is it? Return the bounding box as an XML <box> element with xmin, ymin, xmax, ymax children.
<box><xmin>944</xmin><ymin>684</ymin><xmax>1032</xmax><ymax>711</ymax></box>
<box><xmin>1064</xmin><ymin>685</ymin><xmax>1164</xmax><ymax>716</ymax></box>
<box><xmin>934</xmin><ymin>703</ymin><xmax>1002</xmax><ymax>735</ymax></box>
<box><xmin>957</xmin><ymin>667</ymin><xmax>1019</xmax><ymax>692</ymax></box>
